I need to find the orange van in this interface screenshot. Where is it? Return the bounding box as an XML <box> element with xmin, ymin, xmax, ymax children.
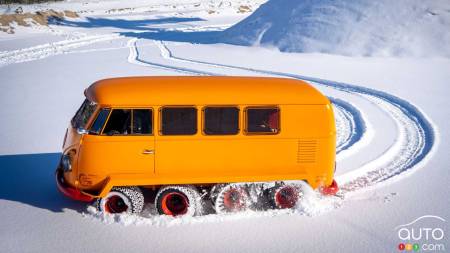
<box><xmin>56</xmin><ymin>76</ymin><xmax>338</xmax><ymax>216</ymax></box>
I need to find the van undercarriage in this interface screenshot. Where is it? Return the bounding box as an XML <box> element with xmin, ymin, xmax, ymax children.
<box><xmin>57</xmin><ymin>166</ymin><xmax>338</xmax><ymax>216</ymax></box>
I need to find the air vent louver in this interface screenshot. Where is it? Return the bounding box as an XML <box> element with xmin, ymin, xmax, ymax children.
<box><xmin>297</xmin><ymin>139</ymin><xmax>317</xmax><ymax>163</ymax></box>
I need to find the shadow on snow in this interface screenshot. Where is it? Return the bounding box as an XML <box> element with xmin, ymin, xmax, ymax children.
<box><xmin>55</xmin><ymin>16</ymin><xmax>222</xmax><ymax>44</ymax></box>
<box><xmin>56</xmin><ymin>16</ymin><xmax>206</xmax><ymax>31</ymax></box>
<box><xmin>0</xmin><ymin>153</ymin><xmax>86</xmax><ymax>213</ymax></box>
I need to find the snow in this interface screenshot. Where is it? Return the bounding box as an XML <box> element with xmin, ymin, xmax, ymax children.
<box><xmin>222</xmin><ymin>0</ymin><xmax>450</xmax><ymax>57</ymax></box>
<box><xmin>0</xmin><ymin>0</ymin><xmax>449</xmax><ymax>252</ymax></box>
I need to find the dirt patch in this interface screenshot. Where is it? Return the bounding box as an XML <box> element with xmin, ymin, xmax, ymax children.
<box><xmin>238</xmin><ymin>5</ymin><xmax>251</xmax><ymax>13</ymax></box>
<box><xmin>63</xmin><ymin>10</ymin><xmax>78</xmax><ymax>18</ymax></box>
<box><xmin>0</xmin><ymin>9</ymin><xmax>79</xmax><ymax>33</ymax></box>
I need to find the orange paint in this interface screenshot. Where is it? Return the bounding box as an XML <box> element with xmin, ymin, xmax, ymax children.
<box><xmin>58</xmin><ymin>76</ymin><xmax>337</xmax><ymax>199</ymax></box>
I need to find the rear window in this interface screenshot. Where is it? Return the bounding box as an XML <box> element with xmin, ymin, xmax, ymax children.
<box><xmin>246</xmin><ymin>107</ymin><xmax>280</xmax><ymax>134</ymax></box>
<box><xmin>71</xmin><ymin>99</ymin><xmax>96</xmax><ymax>129</ymax></box>
<box><xmin>204</xmin><ymin>107</ymin><xmax>239</xmax><ymax>135</ymax></box>
<box><xmin>102</xmin><ymin>109</ymin><xmax>153</xmax><ymax>135</ymax></box>
<box><xmin>161</xmin><ymin>107</ymin><xmax>197</xmax><ymax>135</ymax></box>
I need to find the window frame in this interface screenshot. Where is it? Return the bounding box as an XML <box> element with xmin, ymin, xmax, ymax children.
<box><xmin>88</xmin><ymin>107</ymin><xmax>111</xmax><ymax>135</ymax></box>
<box><xmin>132</xmin><ymin>108</ymin><xmax>154</xmax><ymax>135</ymax></box>
<box><xmin>97</xmin><ymin>107</ymin><xmax>154</xmax><ymax>136</ymax></box>
<box><xmin>71</xmin><ymin>99</ymin><xmax>97</xmax><ymax>129</ymax></box>
<box><xmin>201</xmin><ymin>105</ymin><xmax>240</xmax><ymax>136</ymax></box>
<box><xmin>159</xmin><ymin>106</ymin><xmax>198</xmax><ymax>136</ymax></box>
<box><xmin>244</xmin><ymin>106</ymin><xmax>281</xmax><ymax>135</ymax></box>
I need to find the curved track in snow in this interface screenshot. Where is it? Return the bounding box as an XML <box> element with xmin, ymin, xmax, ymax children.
<box><xmin>330</xmin><ymin>98</ymin><xmax>366</xmax><ymax>154</ymax></box>
<box><xmin>127</xmin><ymin>38</ymin><xmax>215</xmax><ymax>75</ymax></box>
<box><xmin>130</xmin><ymin>39</ymin><xmax>436</xmax><ymax>195</ymax></box>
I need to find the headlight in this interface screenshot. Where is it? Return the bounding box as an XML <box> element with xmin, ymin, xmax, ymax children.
<box><xmin>61</xmin><ymin>154</ymin><xmax>72</xmax><ymax>172</ymax></box>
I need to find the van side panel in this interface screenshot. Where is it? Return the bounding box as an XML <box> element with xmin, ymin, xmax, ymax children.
<box><xmin>72</xmin><ymin>103</ymin><xmax>335</xmax><ymax>194</ymax></box>
<box><xmin>155</xmin><ymin>137</ymin><xmax>302</xmax><ymax>181</ymax></box>
<box><xmin>154</xmin><ymin>104</ymin><xmax>335</xmax><ymax>187</ymax></box>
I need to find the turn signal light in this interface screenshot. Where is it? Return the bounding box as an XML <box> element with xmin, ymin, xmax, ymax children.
<box><xmin>79</xmin><ymin>174</ymin><xmax>94</xmax><ymax>186</ymax></box>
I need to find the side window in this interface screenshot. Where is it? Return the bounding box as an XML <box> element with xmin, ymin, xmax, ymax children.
<box><xmin>246</xmin><ymin>107</ymin><xmax>280</xmax><ymax>134</ymax></box>
<box><xmin>133</xmin><ymin>109</ymin><xmax>152</xmax><ymax>134</ymax></box>
<box><xmin>103</xmin><ymin>109</ymin><xmax>131</xmax><ymax>135</ymax></box>
<box><xmin>161</xmin><ymin>107</ymin><xmax>197</xmax><ymax>135</ymax></box>
<box><xmin>89</xmin><ymin>108</ymin><xmax>110</xmax><ymax>134</ymax></box>
<box><xmin>102</xmin><ymin>109</ymin><xmax>153</xmax><ymax>135</ymax></box>
<box><xmin>204</xmin><ymin>107</ymin><xmax>239</xmax><ymax>135</ymax></box>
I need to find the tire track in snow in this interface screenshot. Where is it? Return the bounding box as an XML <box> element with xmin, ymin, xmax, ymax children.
<box><xmin>0</xmin><ymin>34</ymin><xmax>122</xmax><ymax>67</ymax></box>
<box><xmin>126</xmin><ymin>38</ymin><xmax>216</xmax><ymax>75</ymax></box>
<box><xmin>151</xmin><ymin>41</ymin><xmax>437</xmax><ymax>194</ymax></box>
<box><xmin>330</xmin><ymin>98</ymin><xmax>367</xmax><ymax>154</ymax></box>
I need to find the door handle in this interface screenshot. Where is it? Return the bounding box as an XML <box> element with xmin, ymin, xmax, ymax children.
<box><xmin>142</xmin><ymin>149</ymin><xmax>154</xmax><ymax>155</ymax></box>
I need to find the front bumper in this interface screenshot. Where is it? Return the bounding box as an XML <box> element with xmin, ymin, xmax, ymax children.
<box><xmin>319</xmin><ymin>179</ymin><xmax>339</xmax><ymax>195</ymax></box>
<box><xmin>55</xmin><ymin>168</ymin><xmax>93</xmax><ymax>202</ymax></box>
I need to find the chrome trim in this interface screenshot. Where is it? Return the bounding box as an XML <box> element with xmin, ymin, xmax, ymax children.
<box><xmin>77</xmin><ymin>127</ymin><xmax>89</xmax><ymax>135</ymax></box>
<box><xmin>142</xmin><ymin>149</ymin><xmax>154</xmax><ymax>154</ymax></box>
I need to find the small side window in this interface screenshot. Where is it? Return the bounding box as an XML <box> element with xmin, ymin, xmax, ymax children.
<box><xmin>89</xmin><ymin>108</ymin><xmax>110</xmax><ymax>134</ymax></box>
<box><xmin>246</xmin><ymin>107</ymin><xmax>280</xmax><ymax>134</ymax></box>
<box><xmin>161</xmin><ymin>107</ymin><xmax>197</xmax><ymax>135</ymax></box>
<box><xmin>102</xmin><ymin>109</ymin><xmax>131</xmax><ymax>135</ymax></box>
<box><xmin>204</xmin><ymin>107</ymin><xmax>239</xmax><ymax>135</ymax></box>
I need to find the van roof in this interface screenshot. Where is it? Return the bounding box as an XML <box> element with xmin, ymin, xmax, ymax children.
<box><xmin>85</xmin><ymin>76</ymin><xmax>330</xmax><ymax>106</ymax></box>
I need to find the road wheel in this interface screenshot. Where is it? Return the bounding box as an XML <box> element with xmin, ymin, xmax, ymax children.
<box><xmin>96</xmin><ymin>186</ymin><xmax>144</xmax><ymax>214</ymax></box>
<box><xmin>155</xmin><ymin>185</ymin><xmax>202</xmax><ymax>216</ymax></box>
<box><xmin>269</xmin><ymin>184</ymin><xmax>302</xmax><ymax>209</ymax></box>
<box><xmin>215</xmin><ymin>184</ymin><xmax>250</xmax><ymax>214</ymax></box>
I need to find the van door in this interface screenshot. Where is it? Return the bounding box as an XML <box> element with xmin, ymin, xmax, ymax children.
<box><xmin>81</xmin><ymin>108</ymin><xmax>155</xmax><ymax>176</ymax></box>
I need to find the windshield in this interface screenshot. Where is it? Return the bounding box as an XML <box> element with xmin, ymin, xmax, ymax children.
<box><xmin>71</xmin><ymin>99</ymin><xmax>96</xmax><ymax>129</ymax></box>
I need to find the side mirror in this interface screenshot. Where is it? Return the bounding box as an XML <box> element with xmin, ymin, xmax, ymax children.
<box><xmin>77</xmin><ymin>127</ymin><xmax>89</xmax><ymax>135</ymax></box>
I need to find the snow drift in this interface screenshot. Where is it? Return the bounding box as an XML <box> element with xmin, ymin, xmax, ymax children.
<box><xmin>222</xmin><ymin>0</ymin><xmax>450</xmax><ymax>57</ymax></box>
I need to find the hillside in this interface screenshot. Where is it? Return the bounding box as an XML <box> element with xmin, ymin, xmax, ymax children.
<box><xmin>222</xmin><ymin>0</ymin><xmax>450</xmax><ymax>57</ymax></box>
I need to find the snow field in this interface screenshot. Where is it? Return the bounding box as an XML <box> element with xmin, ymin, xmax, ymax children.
<box><xmin>0</xmin><ymin>1</ymin><xmax>448</xmax><ymax>252</ymax></box>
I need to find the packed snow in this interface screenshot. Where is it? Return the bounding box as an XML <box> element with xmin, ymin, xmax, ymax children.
<box><xmin>0</xmin><ymin>0</ymin><xmax>449</xmax><ymax>252</ymax></box>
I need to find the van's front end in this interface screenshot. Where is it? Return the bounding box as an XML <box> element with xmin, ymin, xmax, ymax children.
<box><xmin>55</xmin><ymin>99</ymin><xmax>97</xmax><ymax>202</ymax></box>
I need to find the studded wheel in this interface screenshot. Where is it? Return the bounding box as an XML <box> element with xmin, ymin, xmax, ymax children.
<box><xmin>96</xmin><ymin>186</ymin><xmax>144</xmax><ymax>214</ymax></box>
<box><xmin>214</xmin><ymin>184</ymin><xmax>250</xmax><ymax>214</ymax></box>
<box><xmin>269</xmin><ymin>184</ymin><xmax>302</xmax><ymax>209</ymax></box>
<box><xmin>155</xmin><ymin>185</ymin><xmax>203</xmax><ymax>217</ymax></box>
